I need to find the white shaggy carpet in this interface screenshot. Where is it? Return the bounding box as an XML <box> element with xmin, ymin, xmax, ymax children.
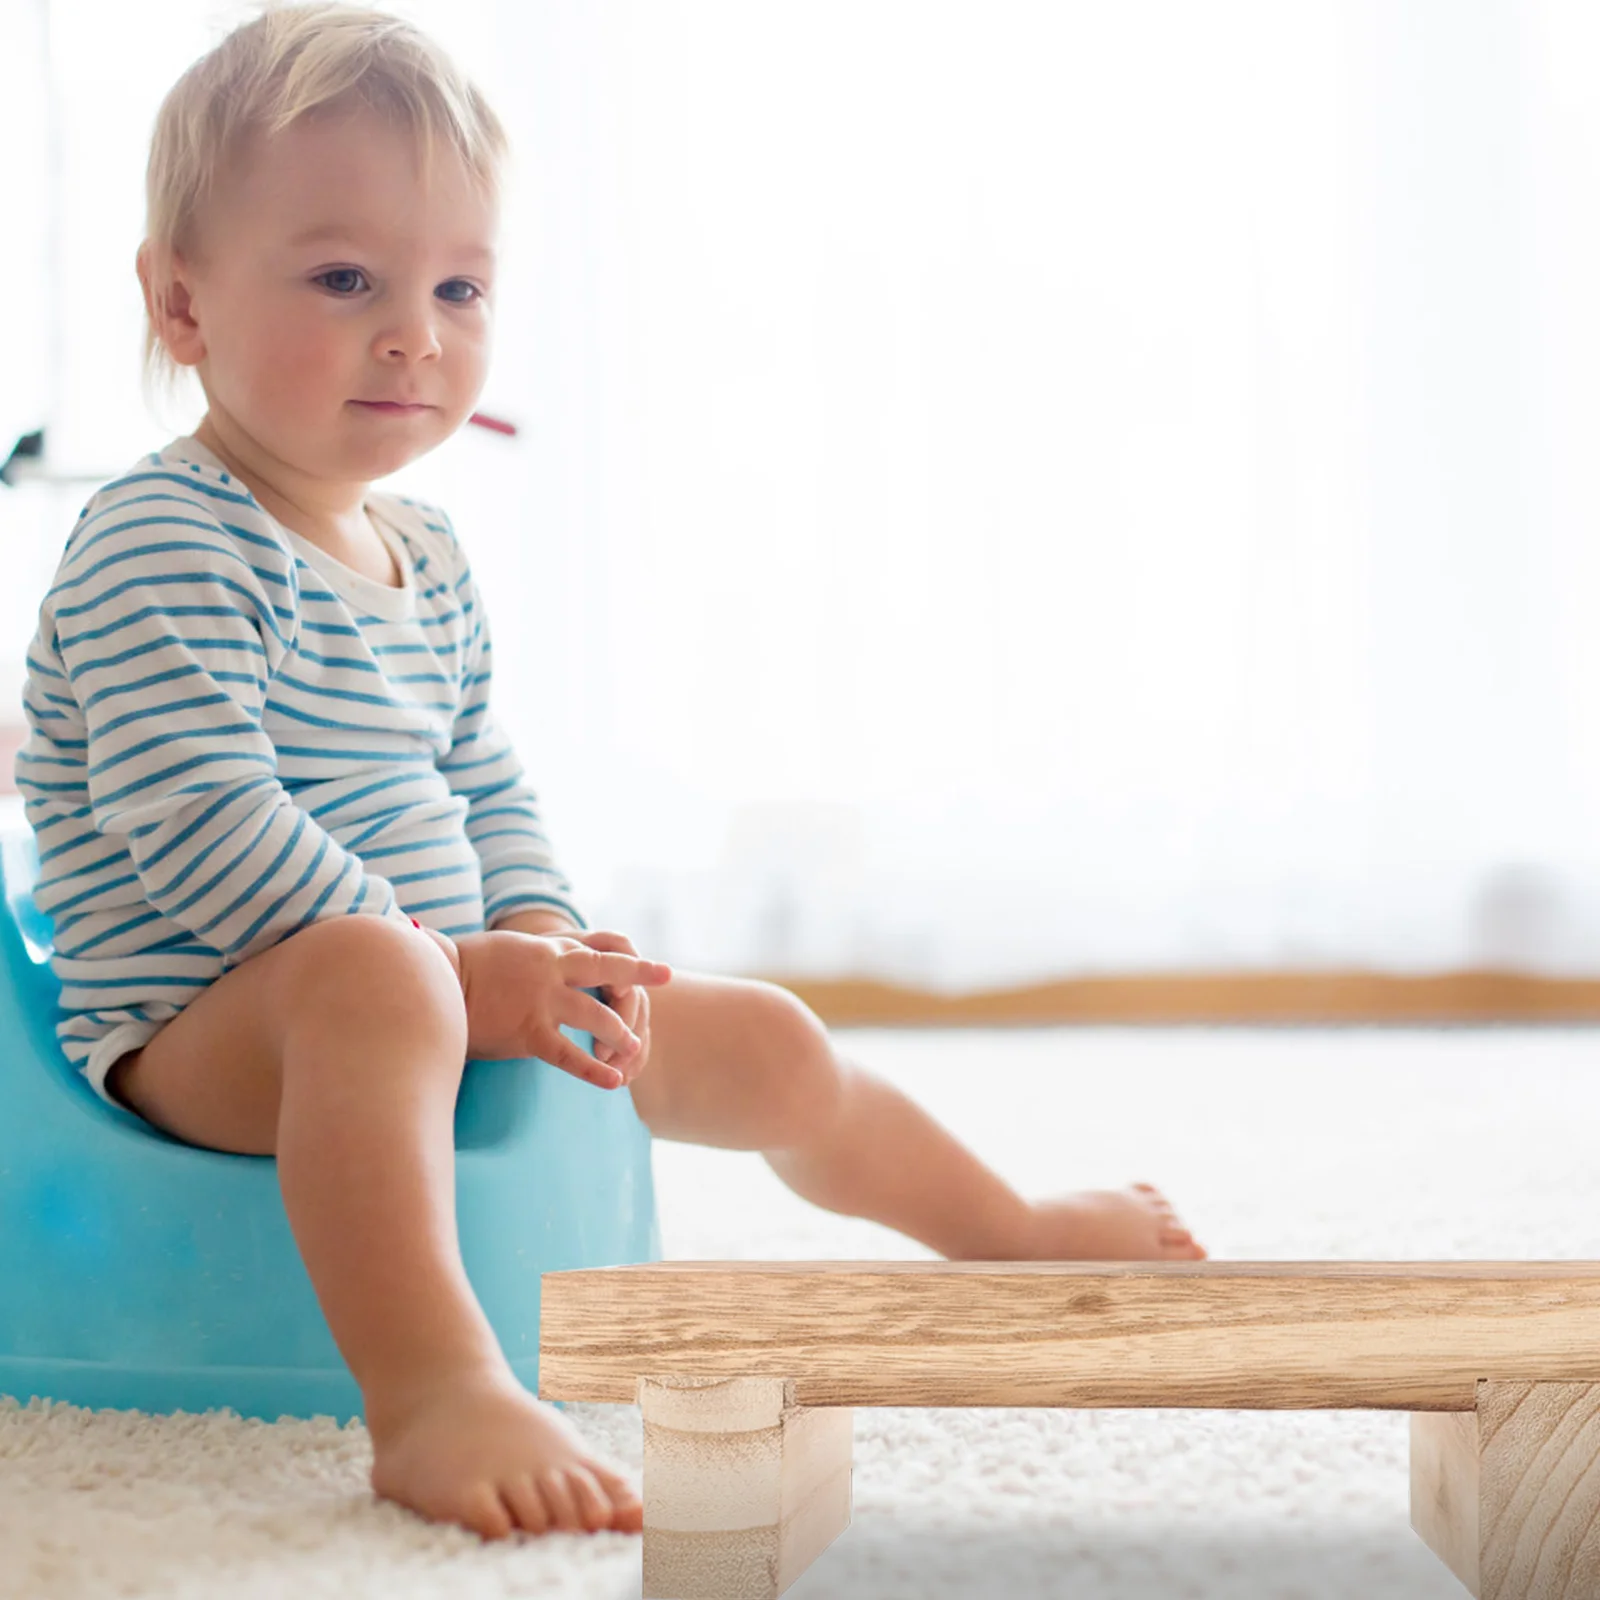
<box><xmin>4</xmin><ymin>1024</ymin><xmax>1594</xmax><ymax>1600</ymax></box>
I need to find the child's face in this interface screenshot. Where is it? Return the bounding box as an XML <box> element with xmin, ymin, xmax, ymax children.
<box><xmin>177</xmin><ymin>105</ymin><xmax>497</xmax><ymax>486</ymax></box>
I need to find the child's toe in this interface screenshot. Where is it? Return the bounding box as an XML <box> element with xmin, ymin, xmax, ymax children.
<box><xmin>538</xmin><ymin>1468</ymin><xmax>584</xmax><ymax>1532</ymax></box>
<box><xmin>565</xmin><ymin>1465</ymin><xmax>613</xmax><ymax>1533</ymax></box>
<box><xmin>461</xmin><ymin>1481</ymin><xmax>515</xmax><ymax>1541</ymax></box>
<box><xmin>502</xmin><ymin>1472</ymin><xmax>550</xmax><ymax>1534</ymax></box>
<box><xmin>592</xmin><ymin>1464</ymin><xmax>643</xmax><ymax>1527</ymax></box>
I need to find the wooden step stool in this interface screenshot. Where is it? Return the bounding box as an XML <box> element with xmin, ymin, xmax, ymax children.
<box><xmin>539</xmin><ymin>1260</ymin><xmax>1600</xmax><ymax>1600</ymax></box>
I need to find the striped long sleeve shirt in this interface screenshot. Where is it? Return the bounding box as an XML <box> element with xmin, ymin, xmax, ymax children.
<box><xmin>15</xmin><ymin>433</ymin><xmax>586</xmax><ymax>1092</ymax></box>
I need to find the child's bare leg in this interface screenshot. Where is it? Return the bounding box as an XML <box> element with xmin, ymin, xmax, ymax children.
<box><xmin>632</xmin><ymin>973</ymin><xmax>1206</xmax><ymax>1261</ymax></box>
<box><xmin>768</xmin><ymin>1066</ymin><xmax>1206</xmax><ymax>1261</ymax></box>
<box><xmin>108</xmin><ymin>913</ymin><xmax>640</xmax><ymax>1540</ymax></box>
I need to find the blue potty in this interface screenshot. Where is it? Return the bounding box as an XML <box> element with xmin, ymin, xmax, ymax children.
<box><xmin>0</xmin><ymin>823</ymin><xmax>660</xmax><ymax>1422</ymax></box>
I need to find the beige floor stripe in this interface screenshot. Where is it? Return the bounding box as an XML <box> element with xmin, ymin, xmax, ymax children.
<box><xmin>775</xmin><ymin>969</ymin><xmax>1600</xmax><ymax>1027</ymax></box>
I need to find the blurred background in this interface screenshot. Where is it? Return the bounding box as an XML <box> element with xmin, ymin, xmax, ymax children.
<box><xmin>6</xmin><ymin>0</ymin><xmax>1600</xmax><ymax>1020</ymax></box>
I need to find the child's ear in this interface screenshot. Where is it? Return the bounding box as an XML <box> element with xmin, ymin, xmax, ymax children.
<box><xmin>136</xmin><ymin>240</ymin><xmax>206</xmax><ymax>368</ymax></box>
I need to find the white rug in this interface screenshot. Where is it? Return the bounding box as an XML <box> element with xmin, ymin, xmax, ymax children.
<box><xmin>4</xmin><ymin>1024</ymin><xmax>1592</xmax><ymax>1599</ymax></box>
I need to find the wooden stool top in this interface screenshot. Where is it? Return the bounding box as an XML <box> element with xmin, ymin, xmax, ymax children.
<box><xmin>538</xmin><ymin>1260</ymin><xmax>1600</xmax><ymax>1411</ymax></box>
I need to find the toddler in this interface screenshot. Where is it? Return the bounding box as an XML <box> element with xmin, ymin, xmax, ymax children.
<box><xmin>16</xmin><ymin>0</ymin><xmax>1205</xmax><ymax>1543</ymax></box>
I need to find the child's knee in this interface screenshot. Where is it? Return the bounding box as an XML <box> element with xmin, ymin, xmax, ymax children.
<box><xmin>273</xmin><ymin>913</ymin><xmax>466</xmax><ymax>1047</ymax></box>
<box><xmin>754</xmin><ymin>982</ymin><xmax>848</xmax><ymax>1142</ymax></box>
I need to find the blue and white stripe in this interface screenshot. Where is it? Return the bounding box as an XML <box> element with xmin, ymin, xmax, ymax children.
<box><xmin>16</xmin><ymin>433</ymin><xmax>584</xmax><ymax>1084</ymax></box>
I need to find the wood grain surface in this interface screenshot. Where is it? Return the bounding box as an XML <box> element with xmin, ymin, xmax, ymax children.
<box><xmin>638</xmin><ymin>1376</ymin><xmax>852</xmax><ymax>1600</ymax></box>
<box><xmin>1412</xmin><ymin>1380</ymin><xmax>1600</xmax><ymax>1600</ymax></box>
<box><xmin>539</xmin><ymin>1261</ymin><xmax>1600</xmax><ymax>1410</ymax></box>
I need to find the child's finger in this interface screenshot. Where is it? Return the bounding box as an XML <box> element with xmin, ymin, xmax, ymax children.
<box><xmin>578</xmin><ymin>928</ymin><xmax>640</xmax><ymax>958</ymax></box>
<box><xmin>595</xmin><ymin>985</ymin><xmax>647</xmax><ymax>1071</ymax></box>
<box><xmin>574</xmin><ymin>991</ymin><xmax>640</xmax><ymax>1060</ymax></box>
<box><xmin>581</xmin><ymin>952</ymin><xmax>671</xmax><ymax>989</ymax></box>
<box><xmin>595</xmin><ymin>983</ymin><xmax>637</xmax><ymax>1036</ymax></box>
<box><xmin>545</xmin><ymin>1031</ymin><xmax>625</xmax><ymax>1089</ymax></box>
<box><xmin>596</xmin><ymin>991</ymin><xmax>638</xmax><ymax>1050</ymax></box>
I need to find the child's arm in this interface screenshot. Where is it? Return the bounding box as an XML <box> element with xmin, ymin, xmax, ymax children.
<box><xmin>39</xmin><ymin>508</ymin><xmax>413</xmax><ymax>963</ymax></box>
<box><xmin>495</xmin><ymin>908</ymin><xmax>581</xmax><ymax>936</ymax></box>
<box><xmin>428</xmin><ymin>513</ymin><xmax>665</xmax><ymax>1074</ymax></box>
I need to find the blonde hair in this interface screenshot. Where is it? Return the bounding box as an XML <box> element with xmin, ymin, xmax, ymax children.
<box><xmin>136</xmin><ymin>1</ymin><xmax>509</xmax><ymax>421</ymax></box>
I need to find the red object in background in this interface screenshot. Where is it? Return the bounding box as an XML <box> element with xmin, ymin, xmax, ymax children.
<box><xmin>468</xmin><ymin>411</ymin><xmax>518</xmax><ymax>437</ymax></box>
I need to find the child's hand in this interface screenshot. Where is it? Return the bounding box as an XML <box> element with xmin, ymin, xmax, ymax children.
<box><xmin>564</xmin><ymin>930</ymin><xmax>654</xmax><ymax>1077</ymax></box>
<box><xmin>452</xmin><ymin>929</ymin><xmax>671</xmax><ymax>1089</ymax></box>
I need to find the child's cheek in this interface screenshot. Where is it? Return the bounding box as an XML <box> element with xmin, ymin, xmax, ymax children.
<box><xmin>256</xmin><ymin>305</ymin><xmax>349</xmax><ymax>400</ymax></box>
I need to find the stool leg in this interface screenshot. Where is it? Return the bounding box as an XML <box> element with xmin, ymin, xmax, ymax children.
<box><xmin>1411</xmin><ymin>1381</ymin><xmax>1600</xmax><ymax>1599</ymax></box>
<box><xmin>637</xmin><ymin>1375</ymin><xmax>853</xmax><ymax>1600</ymax></box>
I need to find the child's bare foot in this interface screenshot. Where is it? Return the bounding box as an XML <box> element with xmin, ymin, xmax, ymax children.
<box><xmin>367</xmin><ymin>1366</ymin><xmax>642</xmax><ymax>1540</ymax></box>
<box><xmin>1023</xmin><ymin>1182</ymin><xmax>1207</xmax><ymax>1261</ymax></box>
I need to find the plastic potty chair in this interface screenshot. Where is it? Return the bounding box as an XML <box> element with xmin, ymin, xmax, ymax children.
<box><xmin>0</xmin><ymin>822</ymin><xmax>660</xmax><ymax>1423</ymax></box>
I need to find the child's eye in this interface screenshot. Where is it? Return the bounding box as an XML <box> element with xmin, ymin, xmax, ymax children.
<box><xmin>312</xmin><ymin>269</ymin><xmax>483</xmax><ymax>305</ymax></box>
<box><xmin>314</xmin><ymin>267</ymin><xmax>367</xmax><ymax>295</ymax></box>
